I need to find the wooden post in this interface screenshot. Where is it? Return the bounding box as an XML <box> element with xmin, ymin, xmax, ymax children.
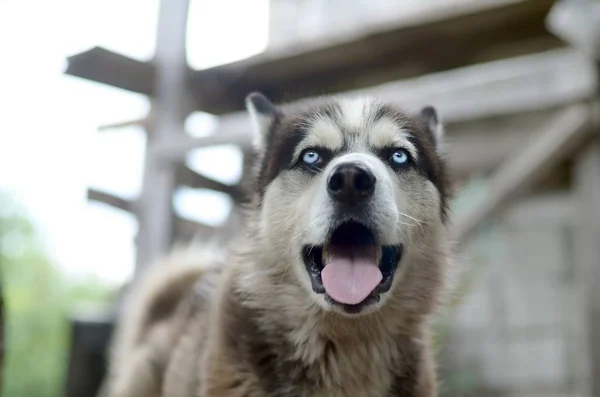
<box><xmin>135</xmin><ymin>0</ymin><xmax>191</xmax><ymax>273</ymax></box>
<box><xmin>574</xmin><ymin>139</ymin><xmax>600</xmax><ymax>397</ymax></box>
<box><xmin>454</xmin><ymin>104</ymin><xmax>592</xmax><ymax>242</ymax></box>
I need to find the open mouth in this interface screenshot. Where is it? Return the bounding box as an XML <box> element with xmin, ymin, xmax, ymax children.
<box><xmin>302</xmin><ymin>221</ymin><xmax>402</xmax><ymax>314</ymax></box>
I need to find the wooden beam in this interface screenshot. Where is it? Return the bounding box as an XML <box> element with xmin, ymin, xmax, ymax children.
<box><xmin>153</xmin><ymin>48</ymin><xmax>596</xmax><ymax>164</ymax></box>
<box><xmin>87</xmin><ymin>189</ymin><xmax>134</xmax><ymax>212</ymax></box>
<box><xmin>65</xmin><ymin>47</ymin><xmax>154</xmax><ymax>95</ymax></box>
<box><xmin>98</xmin><ymin>116</ymin><xmax>152</xmax><ymax>132</ymax></box>
<box><xmin>360</xmin><ymin>48</ymin><xmax>595</xmax><ymax>124</ymax></box>
<box><xmin>173</xmin><ymin>215</ymin><xmax>217</xmax><ymax>243</ymax></box>
<box><xmin>135</xmin><ymin>0</ymin><xmax>191</xmax><ymax>273</ymax></box>
<box><xmin>547</xmin><ymin>0</ymin><xmax>600</xmax><ymax>59</ymax></box>
<box><xmin>504</xmin><ymin>192</ymin><xmax>575</xmax><ymax>226</ymax></box>
<box><xmin>175</xmin><ymin>165</ymin><xmax>245</xmax><ymax>202</ymax></box>
<box><xmin>86</xmin><ymin>188</ymin><xmax>216</xmax><ymax>244</ymax></box>
<box><xmin>444</xmin><ymin>110</ymin><xmax>561</xmax><ymax>178</ymax></box>
<box><xmin>454</xmin><ymin>104</ymin><xmax>594</xmax><ymax>242</ymax></box>
<box><xmin>153</xmin><ymin>112</ymin><xmax>565</xmax><ymax>181</ymax></box>
<box><xmin>151</xmin><ymin>111</ymin><xmax>252</xmax><ymax>162</ymax></box>
<box><xmin>574</xmin><ymin>141</ymin><xmax>600</xmax><ymax>397</ymax></box>
<box><xmin>189</xmin><ymin>0</ymin><xmax>562</xmax><ymax>113</ymax></box>
<box><xmin>64</xmin><ymin>0</ymin><xmax>562</xmax><ymax>114</ymax></box>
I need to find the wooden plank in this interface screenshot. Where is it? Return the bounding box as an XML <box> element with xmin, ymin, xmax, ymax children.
<box><xmin>135</xmin><ymin>0</ymin><xmax>191</xmax><ymax>273</ymax></box>
<box><xmin>173</xmin><ymin>216</ymin><xmax>218</xmax><ymax>243</ymax></box>
<box><xmin>65</xmin><ymin>47</ymin><xmax>154</xmax><ymax>95</ymax></box>
<box><xmin>358</xmin><ymin>48</ymin><xmax>595</xmax><ymax>124</ymax></box>
<box><xmin>547</xmin><ymin>0</ymin><xmax>600</xmax><ymax>59</ymax></box>
<box><xmin>154</xmin><ymin>49</ymin><xmax>596</xmax><ymax>165</ymax></box>
<box><xmin>153</xmin><ymin>111</ymin><xmax>565</xmax><ymax>180</ymax></box>
<box><xmin>175</xmin><ymin>165</ymin><xmax>244</xmax><ymax>202</ymax></box>
<box><xmin>444</xmin><ymin>110</ymin><xmax>566</xmax><ymax>177</ymax></box>
<box><xmin>87</xmin><ymin>188</ymin><xmax>134</xmax><ymax>212</ymax></box>
<box><xmin>151</xmin><ymin>111</ymin><xmax>251</xmax><ymax>162</ymax></box>
<box><xmin>454</xmin><ymin>104</ymin><xmax>594</xmax><ymax>242</ymax></box>
<box><xmin>189</xmin><ymin>0</ymin><xmax>562</xmax><ymax>114</ymax></box>
<box><xmin>98</xmin><ymin>116</ymin><xmax>152</xmax><ymax>132</ymax></box>
<box><xmin>573</xmin><ymin>141</ymin><xmax>600</xmax><ymax>397</ymax></box>
<box><xmin>64</xmin><ymin>0</ymin><xmax>562</xmax><ymax>114</ymax></box>
<box><xmin>86</xmin><ymin>188</ymin><xmax>216</xmax><ymax>243</ymax></box>
<box><xmin>504</xmin><ymin>192</ymin><xmax>575</xmax><ymax>226</ymax></box>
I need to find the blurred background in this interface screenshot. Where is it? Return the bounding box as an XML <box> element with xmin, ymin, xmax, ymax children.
<box><xmin>1</xmin><ymin>0</ymin><xmax>599</xmax><ymax>396</ymax></box>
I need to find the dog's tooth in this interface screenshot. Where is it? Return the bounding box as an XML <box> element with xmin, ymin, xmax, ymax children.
<box><xmin>322</xmin><ymin>246</ymin><xmax>328</xmax><ymax>265</ymax></box>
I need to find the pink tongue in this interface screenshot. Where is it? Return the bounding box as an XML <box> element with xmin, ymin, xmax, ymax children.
<box><xmin>321</xmin><ymin>246</ymin><xmax>382</xmax><ymax>305</ymax></box>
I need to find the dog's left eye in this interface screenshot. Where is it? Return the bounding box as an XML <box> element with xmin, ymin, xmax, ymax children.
<box><xmin>302</xmin><ymin>150</ymin><xmax>321</xmax><ymax>165</ymax></box>
<box><xmin>391</xmin><ymin>149</ymin><xmax>410</xmax><ymax>165</ymax></box>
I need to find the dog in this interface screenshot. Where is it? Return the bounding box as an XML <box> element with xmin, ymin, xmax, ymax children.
<box><xmin>98</xmin><ymin>92</ymin><xmax>454</xmax><ymax>397</ymax></box>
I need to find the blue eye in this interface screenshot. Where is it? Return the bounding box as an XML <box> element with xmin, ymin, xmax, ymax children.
<box><xmin>302</xmin><ymin>150</ymin><xmax>321</xmax><ymax>165</ymax></box>
<box><xmin>391</xmin><ymin>149</ymin><xmax>409</xmax><ymax>165</ymax></box>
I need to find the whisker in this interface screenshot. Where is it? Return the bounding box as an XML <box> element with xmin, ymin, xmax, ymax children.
<box><xmin>291</xmin><ymin>223</ymin><xmax>313</xmax><ymax>242</ymax></box>
<box><xmin>398</xmin><ymin>211</ymin><xmax>426</xmax><ymax>225</ymax></box>
<box><xmin>397</xmin><ymin>220</ymin><xmax>418</xmax><ymax>228</ymax></box>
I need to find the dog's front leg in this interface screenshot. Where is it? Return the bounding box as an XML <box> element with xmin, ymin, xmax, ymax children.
<box><xmin>388</xmin><ymin>340</ymin><xmax>438</xmax><ymax>397</ymax></box>
<box><xmin>201</xmin><ymin>354</ymin><xmax>265</xmax><ymax>397</ymax></box>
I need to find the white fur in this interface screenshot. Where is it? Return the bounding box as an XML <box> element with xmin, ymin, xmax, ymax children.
<box><xmin>293</xmin><ymin>117</ymin><xmax>344</xmax><ymax>160</ymax></box>
<box><xmin>338</xmin><ymin>96</ymin><xmax>374</xmax><ymax>130</ymax></box>
<box><xmin>369</xmin><ymin>118</ymin><xmax>419</xmax><ymax>160</ymax></box>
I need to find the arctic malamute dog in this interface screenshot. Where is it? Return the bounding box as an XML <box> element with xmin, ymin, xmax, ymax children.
<box><xmin>99</xmin><ymin>93</ymin><xmax>453</xmax><ymax>397</ymax></box>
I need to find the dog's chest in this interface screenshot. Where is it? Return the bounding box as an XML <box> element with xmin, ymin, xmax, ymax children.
<box><xmin>274</xmin><ymin>330</ymin><xmax>398</xmax><ymax>397</ymax></box>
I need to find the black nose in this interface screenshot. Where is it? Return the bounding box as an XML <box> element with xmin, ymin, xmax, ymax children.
<box><xmin>327</xmin><ymin>163</ymin><xmax>376</xmax><ymax>205</ymax></box>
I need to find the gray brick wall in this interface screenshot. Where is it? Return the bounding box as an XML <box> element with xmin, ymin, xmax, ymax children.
<box><xmin>440</xmin><ymin>197</ymin><xmax>587</xmax><ymax>396</ymax></box>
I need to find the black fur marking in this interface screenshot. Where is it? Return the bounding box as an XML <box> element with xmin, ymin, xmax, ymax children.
<box><xmin>387</xmin><ymin>340</ymin><xmax>422</xmax><ymax>396</ymax></box>
<box><xmin>247</xmin><ymin>92</ymin><xmax>278</xmax><ymax>117</ymax></box>
<box><xmin>373</xmin><ymin>104</ymin><xmax>410</xmax><ymax>125</ymax></box>
<box><xmin>374</xmin><ymin>104</ymin><xmax>452</xmax><ymax>222</ymax></box>
<box><xmin>256</xmin><ymin>117</ymin><xmax>306</xmax><ymax>195</ymax></box>
<box><xmin>416</xmin><ymin>105</ymin><xmax>441</xmax><ymax>150</ymax></box>
<box><xmin>419</xmin><ymin>106</ymin><xmax>438</xmax><ymax>127</ymax></box>
<box><xmin>222</xmin><ymin>289</ymin><xmax>323</xmax><ymax>396</ymax></box>
<box><xmin>256</xmin><ymin>103</ymin><xmax>342</xmax><ymax>195</ymax></box>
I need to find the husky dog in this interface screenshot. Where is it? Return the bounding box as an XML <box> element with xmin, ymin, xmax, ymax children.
<box><xmin>99</xmin><ymin>93</ymin><xmax>453</xmax><ymax>397</ymax></box>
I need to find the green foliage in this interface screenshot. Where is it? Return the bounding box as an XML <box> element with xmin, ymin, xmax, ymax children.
<box><xmin>0</xmin><ymin>191</ymin><xmax>116</xmax><ymax>397</ymax></box>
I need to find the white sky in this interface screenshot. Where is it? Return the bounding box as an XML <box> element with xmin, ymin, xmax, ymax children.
<box><xmin>0</xmin><ymin>0</ymin><xmax>269</xmax><ymax>286</ymax></box>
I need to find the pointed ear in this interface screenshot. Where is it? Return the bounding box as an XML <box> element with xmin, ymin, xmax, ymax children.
<box><xmin>419</xmin><ymin>106</ymin><xmax>444</xmax><ymax>152</ymax></box>
<box><xmin>246</xmin><ymin>92</ymin><xmax>280</xmax><ymax>151</ymax></box>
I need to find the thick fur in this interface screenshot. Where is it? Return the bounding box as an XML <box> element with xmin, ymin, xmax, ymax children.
<box><xmin>99</xmin><ymin>94</ymin><xmax>454</xmax><ymax>397</ymax></box>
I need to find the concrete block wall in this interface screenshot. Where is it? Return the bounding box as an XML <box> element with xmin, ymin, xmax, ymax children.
<box><xmin>439</xmin><ymin>204</ymin><xmax>587</xmax><ymax>397</ymax></box>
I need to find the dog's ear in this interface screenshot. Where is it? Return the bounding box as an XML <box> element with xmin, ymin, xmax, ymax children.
<box><xmin>419</xmin><ymin>106</ymin><xmax>444</xmax><ymax>153</ymax></box>
<box><xmin>246</xmin><ymin>92</ymin><xmax>280</xmax><ymax>151</ymax></box>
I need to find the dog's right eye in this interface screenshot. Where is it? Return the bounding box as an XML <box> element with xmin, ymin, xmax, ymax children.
<box><xmin>301</xmin><ymin>149</ymin><xmax>321</xmax><ymax>165</ymax></box>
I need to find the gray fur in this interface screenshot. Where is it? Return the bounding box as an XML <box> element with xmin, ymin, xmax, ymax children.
<box><xmin>99</xmin><ymin>94</ymin><xmax>454</xmax><ymax>397</ymax></box>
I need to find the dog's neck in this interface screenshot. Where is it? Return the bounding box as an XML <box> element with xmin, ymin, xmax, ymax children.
<box><xmin>228</xmin><ymin>254</ymin><xmax>417</xmax><ymax>394</ymax></box>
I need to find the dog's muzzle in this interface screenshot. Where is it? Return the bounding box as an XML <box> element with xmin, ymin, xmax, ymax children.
<box><xmin>302</xmin><ymin>221</ymin><xmax>402</xmax><ymax>314</ymax></box>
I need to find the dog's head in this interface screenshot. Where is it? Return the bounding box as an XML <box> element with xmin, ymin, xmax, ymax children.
<box><xmin>246</xmin><ymin>93</ymin><xmax>451</xmax><ymax>316</ymax></box>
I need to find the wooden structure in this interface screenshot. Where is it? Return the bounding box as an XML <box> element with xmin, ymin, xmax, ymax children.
<box><xmin>64</xmin><ymin>0</ymin><xmax>583</xmax><ymax>274</ymax></box>
<box><xmin>63</xmin><ymin>0</ymin><xmax>600</xmax><ymax>395</ymax></box>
